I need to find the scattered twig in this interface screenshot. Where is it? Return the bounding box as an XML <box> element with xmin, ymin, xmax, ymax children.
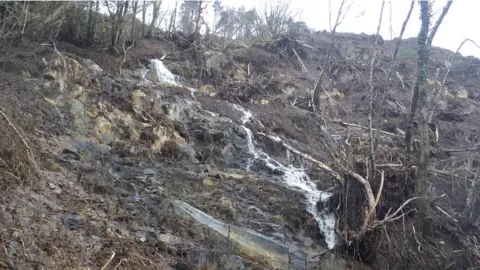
<box><xmin>293</xmin><ymin>48</ymin><xmax>308</xmax><ymax>73</ymax></box>
<box><xmin>0</xmin><ymin>107</ymin><xmax>40</xmax><ymax>177</ymax></box>
<box><xmin>412</xmin><ymin>226</ymin><xmax>422</xmax><ymax>252</ymax></box>
<box><xmin>374</xmin><ymin>170</ymin><xmax>385</xmax><ymax>208</ymax></box>
<box><xmin>375</xmin><ymin>197</ymin><xmax>419</xmax><ymax>227</ymax></box>
<box><xmin>429</xmin><ymin>193</ymin><xmax>447</xmax><ymax>205</ymax></box>
<box><xmin>441</xmin><ymin>145</ymin><xmax>480</xmax><ymax>153</ymax></box>
<box><xmin>232</xmin><ymin>61</ymin><xmax>246</xmax><ymax>73</ymax></box>
<box><xmin>435</xmin><ymin>205</ymin><xmax>458</xmax><ymax>222</ymax></box>
<box><xmin>101</xmin><ymin>251</ymin><xmax>116</xmax><ymax>270</ymax></box>
<box><xmin>376</xmin><ymin>163</ymin><xmax>403</xmax><ymax>168</ymax></box>
<box><xmin>396</xmin><ymin>71</ymin><xmax>405</xmax><ymax>88</ymax></box>
<box><xmin>331</xmin><ymin>119</ymin><xmax>400</xmax><ymax>137</ymax></box>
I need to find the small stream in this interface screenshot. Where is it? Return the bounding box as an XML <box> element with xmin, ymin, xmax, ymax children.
<box><xmin>143</xmin><ymin>59</ymin><xmax>338</xmax><ymax>249</ymax></box>
<box><xmin>231</xmin><ymin>104</ymin><xmax>337</xmax><ymax>249</ymax></box>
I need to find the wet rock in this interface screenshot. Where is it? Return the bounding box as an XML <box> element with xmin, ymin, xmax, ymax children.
<box><xmin>179</xmin><ymin>143</ymin><xmax>197</xmax><ymax>161</ymax></box>
<box><xmin>143</xmin><ymin>168</ymin><xmax>156</xmax><ymax>176</ymax></box>
<box><xmin>158</xmin><ymin>233</ymin><xmax>183</xmax><ymax>246</ymax></box>
<box><xmin>303</xmin><ymin>237</ymin><xmax>314</xmax><ymax>248</ymax></box>
<box><xmin>62</xmin><ymin>148</ymin><xmax>81</xmax><ymax>160</ymax></box>
<box><xmin>78</xmin><ymin>58</ymin><xmax>103</xmax><ymax>76</ymax></box>
<box><xmin>186</xmin><ymin>249</ymin><xmax>246</xmax><ymax>270</ymax></box>
<box><xmin>318</xmin><ymin>253</ymin><xmax>347</xmax><ymax>270</ymax></box>
<box><xmin>221</xmin><ymin>143</ymin><xmax>234</xmax><ymax>165</ymax></box>
<box><xmin>96</xmin><ymin>144</ymin><xmax>111</xmax><ymax>155</ymax></box>
<box><xmin>61</xmin><ymin>212</ymin><xmax>86</xmax><ymax>230</ymax></box>
<box><xmin>171</xmin><ymin>262</ymin><xmax>190</xmax><ymax>270</ymax></box>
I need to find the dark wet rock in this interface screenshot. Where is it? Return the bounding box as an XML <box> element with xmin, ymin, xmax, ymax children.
<box><xmin>436</xmin><ymin>112</ymin><xmax>467</xmax><ymax>122</ymax></box>
<box><xmin>318</xmin><ymin>253</ymin><xmax>347</xmax><ymax>270</ymax></box>
<box><xmin>143</xmin><ymin>168</ymin><xmax>156</xmax><ymax>176</ymax></box>
<box><xmin>171</xmin><ymin>262</ymin><xmax>190</xmax><ymax>270</ymax></box>
<box><xmin>61</xmin><ymin>212</ymin><xmax>86</xmax><ymax>230</ymax></box>
<box><xmin>185</xmin><ymin>249</ymin><xmax>246</xmax><ymax>270</ymax></box>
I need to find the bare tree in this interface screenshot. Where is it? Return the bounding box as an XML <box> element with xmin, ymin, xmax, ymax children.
<box><xmin>403</xmin><ymin>0</ymin><xmax>452</xmax><ymax>236</ymax></box>
<box><xmin>167</xmin><ymin>1</ymin><xmax>178</xmax><ymax>33</ymax></box>
<box><xmin>146</xmin><ymin>1</ymin><xmax>161</xmax><ymax>38</ymax></box>
<box><xmin>253</xmin><ymin>0</ymin><xmax>297</xmax><ymax>39</ymax></box>
<box><xmin>142</xmin><ymin>0</ymin><xmax>146</xmax><ymax>36</ymax></box>
<box><xmin>366</xmin><ymin>0</ymin><xmax>385</xmax><ymax>186</ymax></box>
<box><xmin>104</xmin><ymin>0</ymin><xmax>131</xmax><ymax>52</ymax></box>
<box><xmin>312</xmin><ymin>0</ymin><xmax>352</xmax><ymax>110</ymax></box>
<box><xmin>86</xmin><ymin>0</ymin><xmax>100</xmax><ymax>45</ymax></box>
<box><xmin>405</xmin><ymin>0</ymin><xmax>453</xmax><ymax>153</ymax></box>
<box><xmin>193</xmin><ymin>1</ymin><xmax>208</xmax><ymax>38</ymax></box>
<box><xmin>130</xmin><ymin>0</ymin><xmax>138</xmax><ymax>38</ymax></box>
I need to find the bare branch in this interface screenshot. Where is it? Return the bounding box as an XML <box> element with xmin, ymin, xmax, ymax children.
<box><xmin>258</xmin><ymin>132</ymin><xmax>343</xmax><ymax>184</ymax></box>
<box><xmin>312</xmin><ymin>0</ymin><xmax>351</xmax><ymax>110</ymax></box>
<box><xmin>427</xmin><ymin>0</ymin><xmax>453</xmax><ymax>48</ymax></box>
<box><xmin>375</xmin><ymin>197</ymin><xmax>419</xmax><ymax>226</ymax></box>
<box><xmin>429</xmin><ymin>38</ymin><xmax>480</xmax><ymax>119</ymax></box>
<box><xmin>367</xmin><ymin>0</ymin><xmax>385</xmax><ymax>180</ymax></box>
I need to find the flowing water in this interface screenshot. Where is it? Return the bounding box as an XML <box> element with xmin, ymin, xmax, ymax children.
<box><xmin>146</xmin><ymin>60</ymin><xmax>338</xmax><ymax>249</ymax></box>
<box><xmin>231</xmin><ymin>104</ymin><xmax>337</xmax><ymax>249</ymax></box>
<box><xmin>148</xmin><ymin>59</ymin><xmax>178</xmax><ymax>84</ymax></box>
<box><xmin>141</xmin><ymin>59</ymin><xmax>197</xmax><ymax>97</ymax></box>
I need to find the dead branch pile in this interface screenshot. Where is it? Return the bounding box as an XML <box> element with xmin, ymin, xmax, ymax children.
<box><xmin>218</xmin><ymin>74</ymin><xmax>283</xmax><ymax>103</ymax></box>
<box><xmin>253</xmin><ymin>35</ymin><xmax>309</xmax><ymax>64</ymax></box>
<box><xmin>0</xmin><ymin>107</ymin><xmax>39</xmax><ymax>186</ymax></box>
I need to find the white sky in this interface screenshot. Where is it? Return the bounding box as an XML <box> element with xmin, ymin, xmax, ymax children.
<box><xmin>156</xmin><ymin>0</ymin><xmax>480</xmax><ymax>58</ymax></box>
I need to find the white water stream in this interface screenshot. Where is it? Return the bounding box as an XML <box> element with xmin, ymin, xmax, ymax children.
<box><xmin>148</xmin><ymin>59</ymin><xmax>178</xmax><ymax>84</ymax></box>
<box><xmin>232</xmin><ymin>104</ymin><xmax>337</xmax><ymax>249</ymax></box>
<box><xmin>147</xmin><ymin>60</ymin><xmax>338</xmax><ymax>249</ymax></box>
<box><xmin>140</xmin><ymin>59</ymin><xmax>197</xmax><ymax>97</ymax></box>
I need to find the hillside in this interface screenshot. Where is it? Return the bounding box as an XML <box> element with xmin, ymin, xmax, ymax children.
<box><xmin>0</xmin><ymin>28</ymin><xmax>478</xmax><ymax>270</ymax></box>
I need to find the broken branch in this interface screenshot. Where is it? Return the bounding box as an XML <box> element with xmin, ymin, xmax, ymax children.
<box><xmin>257</xmin><ymin>132</ymin><xmax>343</xmax><ymax>184</ymax></box>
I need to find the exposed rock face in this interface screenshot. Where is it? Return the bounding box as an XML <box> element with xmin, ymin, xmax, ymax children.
<box><xmin>34</xmin><ymin>51</ymin><xmax>337</xmax><ymax>269</ymax></box>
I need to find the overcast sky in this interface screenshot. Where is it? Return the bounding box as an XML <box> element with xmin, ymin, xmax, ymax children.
<box><xmin>156</xmin><ymin>0</ymin><xmax>480</xmax><ymax>58</ymax></box>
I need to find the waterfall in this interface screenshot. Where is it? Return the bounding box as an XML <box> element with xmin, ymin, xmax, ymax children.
<box><xmin>141</xmin><ymin>60</ymin><xmax>337</xmax><ymax>248</ymax></box>
<box><xmin>232</xmin><ymin>103</ymin><xmax>338</xmax><ymax>249</ymax></box>
<box><xmin>149</xmin><ymin>59</ymin><xmax>178</xmax><ymax>84</ymax></box>
<box><xmin>142</xmin><ymin>59</ymin><xmax>197</xmax><ymax>97</ymax></box>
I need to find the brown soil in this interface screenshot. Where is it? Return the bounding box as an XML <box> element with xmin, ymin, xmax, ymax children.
<box><xmin>0</xmin><ymin>30</ymin><xmax>479</xmax><ymax>270</ymax></box>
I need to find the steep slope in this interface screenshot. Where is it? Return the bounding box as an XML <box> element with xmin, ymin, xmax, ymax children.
<box><xmin>0</xmin><ymin>30</ymin><xmax>478</xmax><ymax>270</ymax></box>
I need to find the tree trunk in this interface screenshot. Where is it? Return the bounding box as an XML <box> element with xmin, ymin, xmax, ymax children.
<box><xmin>131</xmin><ymin>1</ymin><xmax>138</xmax><ymax>38</ymax></box>
<box><xmin>312</xmin><ymin>0</ymin><xmax>346</xmax><ymax>111</ymax></box>
<box><xmin>142</xmin><ymin>0</ymin><xmax>146</xmax><ymax>36</ymax></box>
<box><xmin>193</xmin><ymin>1</ymin><xmax>203</xmax><ymax>37</ymax></box>
<box><xmin>405</xmin><ymin>0</ymin><xmax>453</xmax><ymax>152</ymax></box>
<box><xmin>168</xmin><ymin>1</ymin><xmax>177</xmax><ymax>33</ymax></box>
<box><xmin>414</xmin><ymin>0</ymin><xmax>432</xmax><ymax>236</ymax></box>
<box><xmin>146</xmin><ymin>1</ymin><xmax>161</xmax><ymax>38</ymax></box>
<box><xmin>86</xmin><ymin>1</ymin><xmax>95</xmax><ymax>45</ymax></box>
